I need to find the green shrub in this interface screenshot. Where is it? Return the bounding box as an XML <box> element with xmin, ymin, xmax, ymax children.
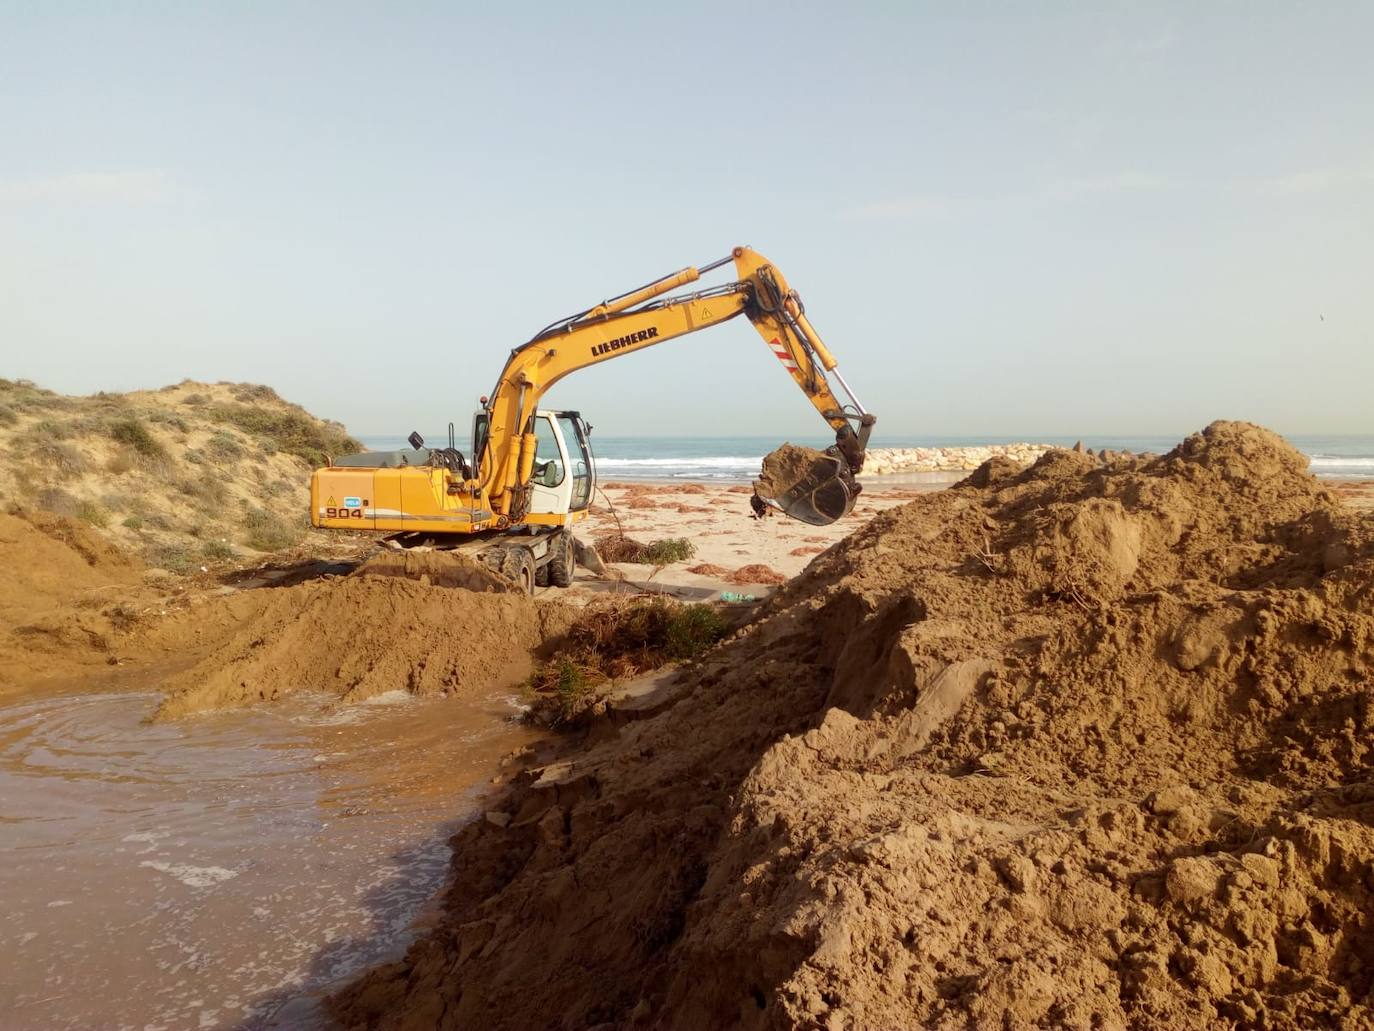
<box><xmin>202</xmin><ymin>539</ymin><xmax>235</xmax><ymax>560</ymax></box>
<box><xmin>106</xmin><ymin>603</ymin><xmax>140</xmax><ymax>630</ymax></box>
<box><xmin>641</xmin><ymin>537</ymin><xmax>695</xmax><ymax>565</ymax></box>
<box><xmin>209</xmin><ymin>403</ymin><xmax>360</xmax><ymax>466</ymax></box>
<box><xmin>76</xmin><ymin>500</ymin><xmax>109</xmax><ymax>527</ymax></box>
<box><xmin>0</xmin><ymin>403</ymin><xmax>17</xmax><ymax>426</ymax></box>
<box><xmin>594</xmin><ymin>536</ymin><xmax>695</xmax><ymax>566</ymax></box>
<box><xmin>184</xmin><ymin>448</ymin><xmax>205</xmax><ymax>465</ymax></box>
<box><xmin>550</xmin><ymin>658</ymin><xmax>593</xmax><ymax>724</ymax></box>
<box><xmin>44</xmin><ymin>442</ymin><xmax>87</xmax><ymax>478</ymax></box>
<box><xmin>231</xmin><ymin>383</ymin><xmax>280</xmax><ymax>403</ymax></box>
<box><xmin>178</xmin><ymin>477</ymin><xmax>229</xmax><ymax>506</ymax></box>
<box><xmin>241</xmin><ymin>507</ymin><xmax>304</xmax><ymax>551</ymax></box>
<box><xmin>148</xmin><ymin>411</ymin><xmax>189</xmax><ymax>432</ymax></box>
<box><xmin>109</xmin><ymin>419</ymin><xmax>167</xmax><ymax>461</ymax></box>
<box><xmin>204</xmin><ymin>432</ymin><xmax>245</xmax><ymax>463</ymax></box>
<box><xmin>181</xmin><ymin>393</ymin><xmax>209</xmax><ymax>406</ymax></box>
<box><xmin>143</xmin><ymin>542</ymin><xmax>194</xmax><ymax>574</ymax></box>
<box><xmin>0</xmin><ymin>380</ymin><xmax>59</xmax><ymax>412</ymax></box>
<box><xmin>664</xmin><ymin>604</ymin><xmax>729</xmax><ymax>659</ymax></box>
<box><xmin>33</xmin><ymin>418</ymin><xmax>71</xmax><ymax>440</ymax></box>
<box><xmin>121</xmin><ymin>515</ymin><xmax>144</xmax><ymax>530</ymax></box>
<box><xmin>36</xmin><ymin>486</ymin><xmax>80</xmax><ymax>516</ymax></box>
<box><xmin>523</xmin><ymin>598</ymin><xmax>730</xmax><ymax>727</ymax></box>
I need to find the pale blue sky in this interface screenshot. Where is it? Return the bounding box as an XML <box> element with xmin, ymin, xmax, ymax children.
<box><xmin>2</xmin><ymin>3</ymin><xmax>1371</xmax><ymax>439</ymax></box>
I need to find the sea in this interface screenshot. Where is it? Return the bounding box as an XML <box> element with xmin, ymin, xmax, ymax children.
<box><xmin>358</xmin><ymin>433</ymin><xmax>1374</xmax><ymax>483</ymax></box>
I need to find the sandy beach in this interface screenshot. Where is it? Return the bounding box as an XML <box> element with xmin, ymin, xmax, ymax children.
<box><xmin>564</xmin><ymin>477</ymin><xmax>958</xmax><ymax>599</ymax></box>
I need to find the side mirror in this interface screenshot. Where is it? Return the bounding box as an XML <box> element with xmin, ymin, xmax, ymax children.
<box><xmin>408</xmin><ymin>431</ymin><xmax>425</xmax><ymax>450</ymax></box>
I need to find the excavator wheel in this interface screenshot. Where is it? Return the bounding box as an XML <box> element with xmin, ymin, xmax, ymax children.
<box><xmin>547</xmin><ymin>530</ymin><xmax>575</xmax><ymax>588</ymax></box>
<box><xmin>498</xmin><ymin>547</ymin><xmax>536</xmax><ymax>596</ymax></box>
<box><xmin>535</xmin><ymin>565</ymin><xmax>550</xmax><ymax>588</ymax></box>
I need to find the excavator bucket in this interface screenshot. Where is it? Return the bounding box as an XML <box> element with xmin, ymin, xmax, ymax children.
<box><xmin>752</xmin><ymin>444</ymin><xmax>860</xmax><ymax>526</ymax></box>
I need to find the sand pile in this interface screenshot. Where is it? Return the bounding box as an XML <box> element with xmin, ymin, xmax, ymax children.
<box><xmin>351</xmin><ymin>549</ymin><xmax>515</xmax><ymax>593</ymax></box>
<box><xmin>154</xmin><ymin>573</ymin><xmax>571</xmax><ymax>719</ymax></box>
<box><xmin>0</xmin><ymin>507</ymin><xmax>140</xmax><ymax>620</ymax></box>
<box><xmin>753</xmin><ymin>442</ymin><xmax>834</xmax><ymax>499</ymax></box>
<box><xmin>0</xmin><ymin>508</ymin><xmax>148</xmax><ymax>692</ymax></box>
<box><xmin>332</xmin><ymin>422</ymin><xmax>1374</xmax><ymax>1030</ymax></box>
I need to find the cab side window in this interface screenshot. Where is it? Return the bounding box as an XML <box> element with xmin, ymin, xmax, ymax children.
<box><xmin>533</xmin><ymin>417</ymin><xmax>565</xmax><ymax>487</ymax></box>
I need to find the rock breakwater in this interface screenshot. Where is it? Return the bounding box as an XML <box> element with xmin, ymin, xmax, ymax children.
<box><xmin>859</xmin><ymin>442</ymin><xmax>1051</xmax><ymax>475</ymax></box>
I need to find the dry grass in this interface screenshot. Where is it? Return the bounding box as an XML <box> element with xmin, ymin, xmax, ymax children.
<box><xmin>241</xmin><ymin>507</ymin><xmax>304</xmax><ymax>552</ymax></box>
<box><xmin>594</xmin><ymin>534</ymin><xmax>696</xmax><ymax>565</ymax></box>
<box><xmin>0</xmin><ymin>379</ymin><xmax>355</xmax><ymax>570</ymax></box>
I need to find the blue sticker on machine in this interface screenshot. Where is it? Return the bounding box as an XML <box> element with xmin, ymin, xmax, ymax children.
<box><xmin>343</xmin><ymin>497</ymin><xmax>362</xmax><ymax>508</ymax></box>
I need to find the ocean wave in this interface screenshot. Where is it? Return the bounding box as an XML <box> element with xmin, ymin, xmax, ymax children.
<box><xmin>594</xmin><ymin>456</ymin><xmax>763</xmax><ymax>468</ymax></box>
<box><xmin>1308</xmin><ymin>456</ymin><xmax>1374</xmax><ymax>468</ymax></box>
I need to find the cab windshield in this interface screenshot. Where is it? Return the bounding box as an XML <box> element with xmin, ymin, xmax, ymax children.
<box><xmin>557</xmin><ymin>414</ymin><xmax>592</xmax><ymax>510</ymax></box>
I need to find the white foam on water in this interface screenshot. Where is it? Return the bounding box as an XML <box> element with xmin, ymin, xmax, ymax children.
<box><xmin>140</xmin><ymin>862</ymin><xmax>240</xmax><ymax>889</ymax></box>
<box><xmin>1309</xmin><ymin>456</ymin><xmax>1374</xmax><ymax>476</ymax></box>
<box><xmin>596</xmin><ymin>456</ymin><xmax>762</xmax><ymax>468</ymax></box>
<box><xmin>362</xmin><ymin>690</ymin><xmax>414</xmax><ymax>707</ymax></box>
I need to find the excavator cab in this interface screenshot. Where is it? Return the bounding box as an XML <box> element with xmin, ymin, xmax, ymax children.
<box><xmin>525</xmin><ymin>410</ymin><xmax>595</xmax><ymax>516</ymax></box>
<box><xmin>473</xmin><ymin>409</ymin><xmax>595</xmax><ymax>519</ymax></box>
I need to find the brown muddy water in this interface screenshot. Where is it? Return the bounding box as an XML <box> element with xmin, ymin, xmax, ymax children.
<box><xmin>0</xmin><ymin>678</ymin><xmax>538</xmax><ymax>1029</ymax></box>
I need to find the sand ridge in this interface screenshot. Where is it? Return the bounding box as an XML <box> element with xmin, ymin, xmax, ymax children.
<box><xmin>329</xmin><ymin>422</ymin><xmax>1374</xmax><ymax>1030</ymax></box>
<box><xmin>152</xmin><ymin>551</ymin><xmax>580</xmax><ymax>718</ymax></box>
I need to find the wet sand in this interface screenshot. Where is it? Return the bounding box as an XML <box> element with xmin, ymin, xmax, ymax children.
<box><xmin>1328</xmin><ymin>478</ymin><xmax>1374</xmax><ymax>511</ymax></box>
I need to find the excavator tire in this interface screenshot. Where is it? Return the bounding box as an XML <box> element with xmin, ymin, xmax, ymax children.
<box><xmin>535</xmin><ymin>565</ymin><xmax>550</xmax><ymax>588</ymax></box>
<box><xmin>498</xmin><ymin>547</ymin><xmax>536</xmax><ymax>596</ymax></box>
<box><xmin>547</xmin><ymin>530</ymin><xmax>575</xmax><ymax>588</ymax></box>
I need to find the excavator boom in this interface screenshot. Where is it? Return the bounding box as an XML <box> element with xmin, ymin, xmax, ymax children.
<box><xmin>478</xmin><ymin>246</ymin><xmax>875</xmax><ymax>524</ymax></box>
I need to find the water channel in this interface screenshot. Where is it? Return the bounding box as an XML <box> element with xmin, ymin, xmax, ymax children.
<box><xmin>1</xmin><ymin>673</ymin><xmax>537</xmax><ymax>1029</ymax></box>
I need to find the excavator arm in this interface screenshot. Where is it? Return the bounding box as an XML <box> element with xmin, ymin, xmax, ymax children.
<box><xmin>477</xmin><ymin>246</ymin><xmax>876</xmax><ymax>524</ymax></box>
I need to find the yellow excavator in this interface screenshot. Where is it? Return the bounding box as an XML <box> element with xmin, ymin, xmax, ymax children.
<box><xmin>310</xmin><ymin>246</ymin><xmax>876</xmax><ymax>592</ymax></box>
